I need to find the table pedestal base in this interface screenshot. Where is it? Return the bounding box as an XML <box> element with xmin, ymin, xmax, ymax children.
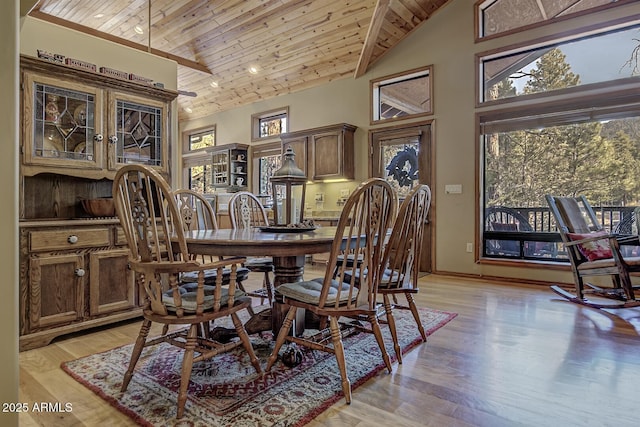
<box><xmin>272</xmin><ymin>255</ymin><xmax>306</xmax><ymax>336</ymax></box>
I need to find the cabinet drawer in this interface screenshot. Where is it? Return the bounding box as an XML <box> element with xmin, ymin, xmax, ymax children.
<box><xmin>115</xmin><ymin>226</ymin><xmax>128</xmax><ymax>246</ymax></box>
<box><xmin>29</xmin><ymin>228</ymin><xmax>111</xmax><ymax>252</ymax></box>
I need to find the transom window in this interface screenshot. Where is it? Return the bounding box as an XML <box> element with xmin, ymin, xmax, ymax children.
<box><xmin>182</xmin><ymin>126</ymin><xmax>216</xmax><ymax>193</ymax></box>
<box><xmin>251</xmin><ymin>107</ymin><xmax>288</xmax><ymax>141</ymax></box>
<box><xmin>479</xmin><ymin>20</ymin><xmax>640</xmax><ymax>104</ymax></box>
<box><xmin>185</xmin><ymin>127</ymin><xmax>215</xmax><ymax>152</ymax></box>
<box><xmin>371</xmin><ymin>66</ymin><xmax>432</xmax><ymax>123</ymax></box>
<box><xmin>476</xmin><ymin>0</ymin><xmax>633</xmax><ymax>40</ymax></box>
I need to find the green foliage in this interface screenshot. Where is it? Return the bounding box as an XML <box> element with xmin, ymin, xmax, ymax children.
<box><xmin>485</xmin><ymin>48</ymin><xmax>640</xmax><ymax>207</ymax></box>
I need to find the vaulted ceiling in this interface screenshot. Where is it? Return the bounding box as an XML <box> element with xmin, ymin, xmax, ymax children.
<box><xmin>28</xmin><ymin>0</ymin><xmax>453</xmax><ymax>121</ymax></box>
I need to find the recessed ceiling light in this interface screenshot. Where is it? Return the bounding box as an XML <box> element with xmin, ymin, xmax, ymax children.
<box><xmin>183</xmin><ymin>107</ymin><xmax>193</xmax><ymax>114</ymax></box>
<box><xmin>134</xmin><ymin>25</ymin><xmax>144</xmax><ymax>35</ymax></box>
<box><xmin>210</xmin><ymin>81</ymin><xmax>219</xmax><ymax>88</ymax></box>
<box><xmin>93</xmin><ymin>13</ymin><xmax>104</xmax><ymax>18</ymax></box>
<box><xmin>248</xmin><ymin>66</ymin><xmax>259</xmax><ymax>75</ymax></box>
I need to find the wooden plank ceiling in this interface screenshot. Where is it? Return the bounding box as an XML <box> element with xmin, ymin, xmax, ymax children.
<box><xmin>29</xmin><ymin>0</ymin><xmax>452</xmax><ymax>121</ymax></box>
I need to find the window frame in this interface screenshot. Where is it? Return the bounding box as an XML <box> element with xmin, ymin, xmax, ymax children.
<box><xmin>476</xmin><ymin>14</ymin><xmax>640</xmax><ymax>107</ymax></box>
<box><xmin>476</xmin><ymin>13</ymin><xmax>640</xmax><ymax>264</ymax></box>
<box><xmin>251</xmin><ymin>141</ymin><xmax>282</xmax><ymax>205</ymax></box>
<box><xmin>370</xmin><ymin>65</ymin><xmax>433</xmax><ymax>125</ymax></box>
<box><xmin>182</xmin><ymin>124</ymin><xmax>216</xmax><ymax>154</ymax></box>
<box><xmin>251</xmin><ymin>107</ymin><xmax>289</xmax><ymax>142</ymax></box>
<box><xmin>474</xmin><ymin>0</ymin><xmax>636</xmax><ymax>42</ymax></box>
<box><xmin>181</xmin><ymin>125</ymin><xmax>217</xmax><ymax>194</ymax></box>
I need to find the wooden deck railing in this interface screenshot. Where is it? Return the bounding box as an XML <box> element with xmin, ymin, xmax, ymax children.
<box><xmin>483</xmin><ymin>205</ymin><xmax>638</xmax><ymax>260</ymax></box>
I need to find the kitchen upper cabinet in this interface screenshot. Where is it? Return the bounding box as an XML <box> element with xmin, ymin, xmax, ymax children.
<box><xmin>280</xmin><ymin>123</ymin><xmax>356</xmax><ymax>181</ymax></box>
<box><xmin>20</xmin><ymin>55</ymin><xmax>176</xmax><ymax>179</ymax></box>
<box><xmin>209</xmin><ymin>143</ymin><xmax>249</xmax><ymax>190</ymax></box>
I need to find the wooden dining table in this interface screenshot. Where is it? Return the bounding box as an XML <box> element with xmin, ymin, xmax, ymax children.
<box><xmin>179</xmin><ymin>226</ymin><xmax>338</xmax><ymax>334</ymax></box>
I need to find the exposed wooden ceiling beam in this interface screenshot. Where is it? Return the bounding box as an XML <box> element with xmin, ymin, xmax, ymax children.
<box><xmin>354</xmin><ymin>0</ymin><xmax>391</xmax><ymax>78</ymax></box>
<box><xmin>28</xmin><ymin>9</ymin><xmax>213</xmax><ymax>75</ymax></box>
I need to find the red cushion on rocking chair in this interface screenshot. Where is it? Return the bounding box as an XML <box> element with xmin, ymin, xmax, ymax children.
<box><xmin>566</xmin><ymin>230</ymin><xmax>613</xmax><ymax>261</ymax></box>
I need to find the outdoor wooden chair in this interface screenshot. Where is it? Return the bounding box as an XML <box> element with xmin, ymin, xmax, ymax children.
<box><xmin>375</xmin><ymin>184</ymin><xmax>431</xmax><ymax>364</ymax></box>
<box><xmin>229</xmin><ymin>191</ymin><xmax>275</xmax><ymax>305</ymax></box>
<box><xmin>546</xmin><ymin>194</ymin><xmax>640</xmax><ymax>308</ymax></box>
<box><xmin>113</xmin><ymin>165</ymin><xmax>261</xmax><ymax>419</ymax></box>
<box><xmin>265</xmin><ymin>178</ymin><xmax>397</xmax><ymax>404</ymax></box>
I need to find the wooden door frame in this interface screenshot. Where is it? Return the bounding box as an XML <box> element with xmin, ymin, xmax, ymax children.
<box><xmin>369</xmin><ymin>120</ymin><xmax>434</xmax><ymax>272</ymax></box>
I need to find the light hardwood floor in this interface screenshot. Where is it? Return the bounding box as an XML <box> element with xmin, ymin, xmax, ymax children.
<box><xmin>19</xmin><ymin>267</ymin><xmax>640</xmax><ymax>426</ymax></box>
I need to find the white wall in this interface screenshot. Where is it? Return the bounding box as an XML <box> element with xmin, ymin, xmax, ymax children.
<box><xmin>179</xmin><ymin>0</ymin><xmax>640</xmax><ymax>283</ymax></box>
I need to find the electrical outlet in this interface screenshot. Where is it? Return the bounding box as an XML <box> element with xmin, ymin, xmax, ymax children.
<box><xmin>466</xmin><ymin>242</ymin><xmax>473</xmax><ymax>253</ymax></box>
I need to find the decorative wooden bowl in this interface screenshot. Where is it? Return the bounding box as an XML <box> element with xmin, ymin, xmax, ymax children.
<box><xmin>81</xmin><ymin>198</ymin><xmax>115</xmax><ymax>217</ymax></box>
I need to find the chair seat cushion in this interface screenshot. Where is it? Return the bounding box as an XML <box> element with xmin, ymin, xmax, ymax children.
<box><xmin>343</xmin><ymin>268</ymin><xmax>401</xmax><ymax>288</ymax></box>
<box><xmin>276</xmin><ymin>278</ymin><xmax>354</xmax><ymax>305</ymax></box>
<box><xmin>578</xmin><ymin>255</ymin><xmax>640</xmax><ymax>270</ymax></box>
<box><xmin>181</xmin><ymin>266</ymin><xmax>250</xmax><ymax>284</ymax></box>
<box><xmin>162</xmin><ymin>283</ymin><xmax>245</xmax><ymax>312</ymax></box>
<box><xmin>245</xmin><ymin>257</ymin><xmax>274</xmax><ymax>271</ymax></box>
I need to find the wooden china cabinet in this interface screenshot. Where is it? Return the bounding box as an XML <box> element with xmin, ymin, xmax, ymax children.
<box><xmin>18</xmin><ymin>55</ymin><xmax>177</xmax><ymax>350</ymax></box>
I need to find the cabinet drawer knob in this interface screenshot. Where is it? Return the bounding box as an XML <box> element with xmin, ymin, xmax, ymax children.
<box><xmin>75</xmin><ymin>268</ymin><xmax>86</xmax><ymax>277</ymax></box>
<box><xmin>94</xmin><ymin>134</ymin><xmax>104</xmax><ymax>142</ymax></box>
<box><xmin>108</xmin><ymin>135</ymin><xmax>118</xmax><ymax>144</ymax></box>
<box><xmin>67</xmin><ymin>235</ymin><xmax>79</xmax><ymax>244</ymax></box>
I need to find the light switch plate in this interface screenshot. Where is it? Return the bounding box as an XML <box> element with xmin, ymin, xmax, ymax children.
<box><xmin>445</xmin><ymin>184</ymin><xmax>462</xmax><ymax>194</ymax></box>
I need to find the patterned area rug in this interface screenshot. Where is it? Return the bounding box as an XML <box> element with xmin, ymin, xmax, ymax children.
<box><xmin>62</xmin><ymin>307</ymin><xmax>456</xmax><ymax>426</ymax></box>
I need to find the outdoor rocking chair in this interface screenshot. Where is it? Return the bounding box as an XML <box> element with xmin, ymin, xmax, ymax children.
<box><xmin>546</xmin><ymin>194</ymin><xmax>640</xmax><ymax>308</ymax></box>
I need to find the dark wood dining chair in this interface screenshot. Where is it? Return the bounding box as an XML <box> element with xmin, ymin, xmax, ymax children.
<box><xmin>174</xmin><ymin>188</ymin><xmax>253</xmax><ymax>325</ymax></box>
<box><xmin>113</xmin><ymin>165</ymin><xmax>261</xmax><ymax>419</ymax></box>
<box><xmin>376</xmin><ymin>184</ymin><xmax>431</xmax><ymax>363</ymax></box>
<box><xmin>173</xmin><ymin>189</ymin><xmax>250</xmax><ymax>288</ymax></box>
<box><xmin>546</xmin><ymin>194</ymin><xmax>640</xmax><ymax>308</ymax></box>
<box><xmin>228</xmin><ymin>191</ymin><xmax>275</xmax><ymax>305</ymax></box>
<box><xmin>265</xmin><ymin>178</ymin><xmax>397</xmax><ymax>404</ymax></box>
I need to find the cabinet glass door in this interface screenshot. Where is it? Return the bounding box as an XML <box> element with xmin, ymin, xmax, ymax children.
<box><xmin>114</xmin><ymin>100</ymin><xmax>162</xmax><ymax>166</ymax></box>
<box><xmin>212</xmin><ymin>150</ymin><xmax>230</xmax><ymax>187</ymax></box>
<box><xmin>31</xmin><ymin>82</ymin><xmax>99</xmax><ymax>167</ymax></box>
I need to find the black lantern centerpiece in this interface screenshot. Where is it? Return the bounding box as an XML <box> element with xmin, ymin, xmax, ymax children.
<box><xmin>271</xmin><ymin>146</ymin><xmax>307</xmax><ymax>226</ymax></box>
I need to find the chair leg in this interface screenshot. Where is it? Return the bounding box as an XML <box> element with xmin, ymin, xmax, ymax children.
<box><xmin>121</xmin><ymin>319</ymin><xmax>152</xmax><ymax>392</ymax></box>
<box><xmin>406</xmin><ymin>293</ymin><xmax>427</xmax><ymax>341</ymax></box>
<box><xmin>264</xmin><ymin>270</ymin><xmax>274</xmax><ymax>305</ymax></box>
<box><xmin>618</xmin><ymin>270</ymin><xmax>636</xmax><ymax>301</ymax></box>
<box><xmin>329</xmin><ymin>316</ymin><xmax>351</xmax><ymax>404</ymax></box>
<box><xmin>266</xmin><ymin>306</ymin><xmax>297</xmax><ymax>371</ymax></box>
<box><xmin>176</xmin><ymin>324</ymin><xmax>198</xmax><ymax>419</ymax></box>
<box><xmin>383</xmin><ymin>294</ymin><xmax>402</xmax><ymax>364</ymax></box>
<box><xmin>231</xmin><ymin>312</ymin><xmax>262</xmax><ymax>374</ymax></box>
<box><xmin>368</xmin><ymin>314</ymin><xmax>393</xmax><ymax>374</ymax></box>
<box><xmin>236</xmin><ymin>280</ymin><xmax>256</xmax><ymax>316</ymax></box>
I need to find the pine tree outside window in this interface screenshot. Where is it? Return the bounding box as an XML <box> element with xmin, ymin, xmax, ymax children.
<box><xmin>478</xmin><ymin>18</ymin><xmax>640</xmax><ymax>262</ymax></box>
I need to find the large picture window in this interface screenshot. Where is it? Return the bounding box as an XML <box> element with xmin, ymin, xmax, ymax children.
<box><xmin>479</xmin><ymin>17</ymin><xmax>640</xmax><ymax>262</ymax></box>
